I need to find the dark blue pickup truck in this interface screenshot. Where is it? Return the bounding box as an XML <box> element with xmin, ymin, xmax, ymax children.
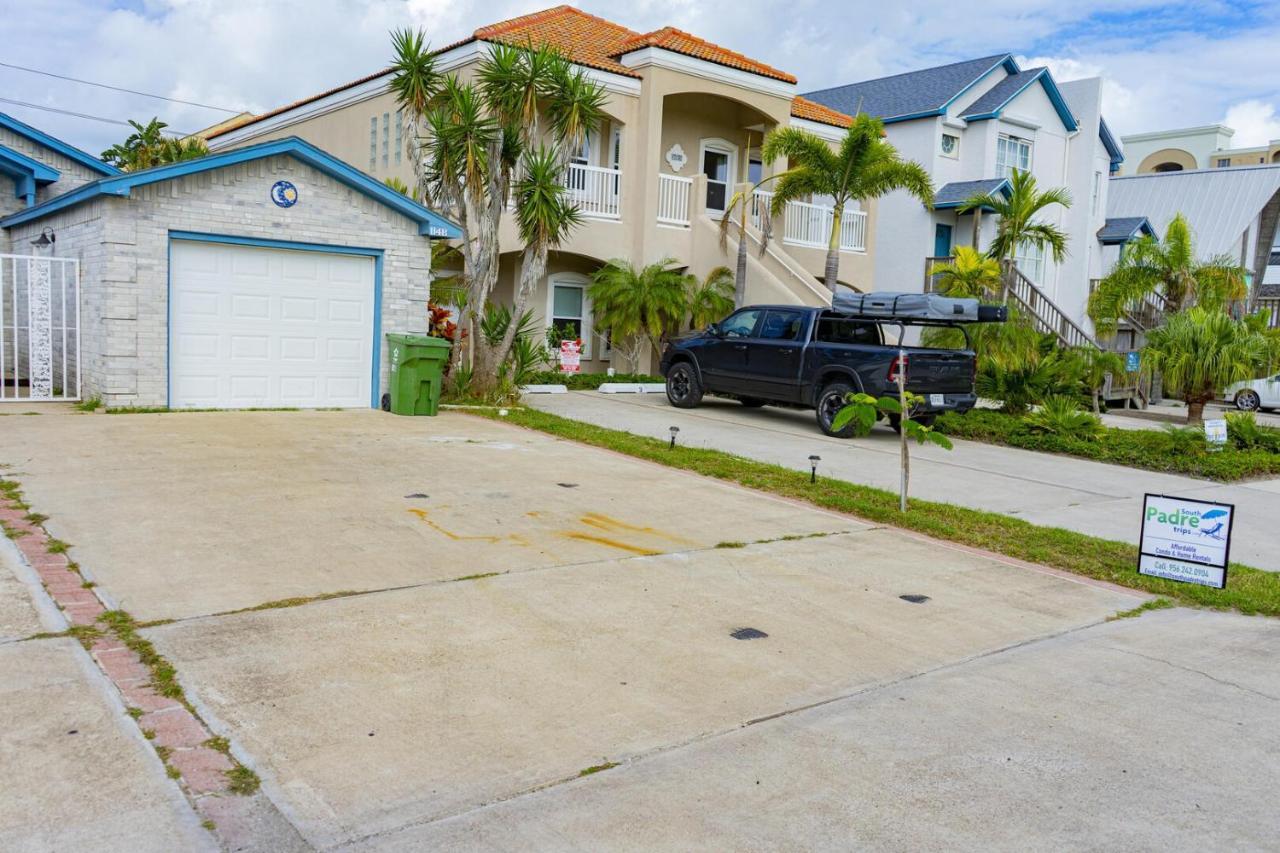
<box><xmin>659</xmin><ymin>302</ymin><xmax>982</xmax><ymax>437</ymax></box>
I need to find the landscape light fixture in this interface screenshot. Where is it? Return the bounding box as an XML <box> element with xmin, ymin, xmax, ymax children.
<box><xmin>809</xmin><ymin>454</ymin><xmax>821</xmax><ymax>483</ymax></box>
<box><xmin>30</xmin><ymin>228</ymin><xmax>55</xmax><ymax>249</ymax></box>
<box><xmin>669</xmin><ymin>425</ymin><xmax>680</xmax><ymax>449</ymax></box>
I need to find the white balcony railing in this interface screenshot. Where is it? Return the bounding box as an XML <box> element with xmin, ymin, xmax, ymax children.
<box><xmin>751</xmin><ymin>190</ymin><xmax>867</xmax><ymax>253</ymax></box>
<box><xmin>657</xmin><ymin>173</ymin><xmax>692</xmax><ymax>227</ymax></box>
<box><xmin>566</xmin><ymin>163</ymin><xmax>621</xmax><ymax>220</ymax></box>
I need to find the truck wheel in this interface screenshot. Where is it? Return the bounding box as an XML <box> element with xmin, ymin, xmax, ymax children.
<box><xmin>816</xmin><ymin>382</ymin><xmax>858</xmax><ymax>438</ymax></box>
<box><xmin>739</xmin><ymin>397</ymin><xmax>766</xmax><ymax>408</ymax></box>
<box><xmin>666</xmin><ymin>363</ymin><xmax>703</xmax><ymax>409</ymax></box>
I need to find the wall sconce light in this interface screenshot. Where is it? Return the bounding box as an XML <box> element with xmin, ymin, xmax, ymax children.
<box><xmin>30</xmin><ymin>228</ymin><xmax>55</xmax><ymax>249</ymax></box>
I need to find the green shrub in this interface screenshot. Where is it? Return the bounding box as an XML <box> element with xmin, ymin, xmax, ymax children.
<box><xmin>1024</xmin><ymin>396</ymin><xmax>1102</xmax><ymax>439</ymax></box>
<box><xmin>1226</xmin><ymin>411</ymin><xmax>1280</xmax><ymax>452</ymax></box>
<box><xmin>936</xmin><ymin>409</ymin><xmax>1280</xmax><ymax>481</ymax></box>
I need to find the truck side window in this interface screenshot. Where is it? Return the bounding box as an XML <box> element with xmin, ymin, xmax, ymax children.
<box><xmin>720</xmin><ymin>309</ymin><xmax>762</xmax><ymax>338</ymax></box>
<box><xmin>759</xmin><ymin>310</ymin><xmax>805</xmax><ymax>341</ymax></box>
<box><xmin>816</xmin><ymin>316</ymin><xmax>878</xmax><ymax>345</ymax></box>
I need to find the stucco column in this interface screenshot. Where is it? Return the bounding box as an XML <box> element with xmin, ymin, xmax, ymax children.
<box><xmin>632</xmin><ymin>77</ymin><xmax>668</xmax><ymax>263</ymax></box>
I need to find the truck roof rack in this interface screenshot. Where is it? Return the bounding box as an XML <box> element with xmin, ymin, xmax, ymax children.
<box><xmin>830</xmin><ymin>292</ymin><xmax>1006</xmax><ymax>325</ymax></box>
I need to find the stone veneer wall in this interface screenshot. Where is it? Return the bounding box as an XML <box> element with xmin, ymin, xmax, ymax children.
<box><xmin>4</xmin><ymin>154</ymin><xmax>433</xmax><ymax>406</ymax></box>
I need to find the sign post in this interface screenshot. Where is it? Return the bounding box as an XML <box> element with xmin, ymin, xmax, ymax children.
<box><xmin>1138</xmin><ymin>494</ymin><xmax>1233</xmax><ymax>589</ymax></box>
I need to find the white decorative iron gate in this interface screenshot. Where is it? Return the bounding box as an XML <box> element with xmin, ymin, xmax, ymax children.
<box><xmin>1</xmin><ymin>254</ymin><xmax>80</xmax><ymax>402</ymax></box>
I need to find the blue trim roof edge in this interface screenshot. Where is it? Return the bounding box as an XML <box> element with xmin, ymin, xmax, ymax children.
<box><xmin>959</xmin><ymin>68</ymin><xmax>1079</xmax><ymax>132</ymax></box>
<box><xmin>0</xmin><ymin>112</ymin><xmax>119</xmax><ymax>177</ymax></box>
<box><xmin>0</xmin><ymin>136</ymin><xmax>462</xmax><ymax>239</ymax></box>
<box><xmin>1099</xmin><ymin>118</ymin><xmax>1124</xmax><ymax>171</ymax></box>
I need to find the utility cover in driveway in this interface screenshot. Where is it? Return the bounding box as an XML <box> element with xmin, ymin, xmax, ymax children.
<box><xmin>169</xmin><ymin>240</ymin><xmax>374</xmax><ymax>409</ymax></box>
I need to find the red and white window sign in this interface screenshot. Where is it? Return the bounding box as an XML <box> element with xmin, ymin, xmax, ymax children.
<box><xmin>559</xmin><ymin>340</ymin><xmax>581</xmax><ymax>373</ymax></box>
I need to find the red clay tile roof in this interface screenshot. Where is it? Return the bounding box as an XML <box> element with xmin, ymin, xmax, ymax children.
<box><xmin>471</xmin><ymin>5</ymin><xmax>641</xmax><ymax>77</ymax></box>
<box><xmin>790</xmin><ymin>95</ymin><xmax>853</xmax><ymax>128</ymax></box>
<box><xmin>208</xmin><ymin>6</ymin><xmax>849</xmax><ymax>140</ymax></box>
<box><xmin>614</xmin><ymin>26</ymin><xmax>796</xmax><ymax>84</ymax></box>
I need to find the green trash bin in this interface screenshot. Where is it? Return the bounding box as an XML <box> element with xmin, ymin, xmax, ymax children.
<box><xmin>386</xmin><ymin>333</ymin><xmax>452</xmax><ymax>416</ymax></box>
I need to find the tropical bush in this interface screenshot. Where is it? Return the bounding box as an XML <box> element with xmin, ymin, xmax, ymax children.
<box><xmin>101</xmin><ymin>118</ymin><xmax>208</xmax><ymax>171</ymax></box>
<box><xmin>928</xmin><ymin>247</ymin><xmax>1003</xmax><ymax>299</ymax></box>
<box><xmin>588</xmin><ymin>258</ymin><xmax>689</xmax><ymax>374</ymax></box>
<box><xmin>1024</xmin><ymin>396</ymin><xmax>1102</xmax><ymax>439</ymax></box>
<box><xmin>524</xmin><ymin>371</ymin><xmax>662</xmax><ymax>390</ymax></box>
<box><xmin>1226</xmin><ymin>411</ymin><xmax>1280</xmax><ymax>453</ymax></box>
<box><xmin>1141</xmin><ymin>307</ymin><xmax>1273</xmax><ymax>423</ymax></box>
<box><xmin>937</xmin><ymin>409</ymin><xmax>1280</xmax><ymax>481</ymax></box>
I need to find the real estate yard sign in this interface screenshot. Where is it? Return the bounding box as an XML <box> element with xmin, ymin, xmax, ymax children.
<box><xmin>1139</xmin><ymin>494</ymin><xmax>1234</xmax><ymax>589</ymax></box>
<box><xmin>559</xmin><ymin>340</ymin><xmax>581</xmax><ymax>373</ymax></box>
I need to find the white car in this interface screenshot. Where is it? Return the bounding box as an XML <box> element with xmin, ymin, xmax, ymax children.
<box><xmin>1225</xmin><ymin>373</ymin><xmax>1280</xmax><ymax>411</ymax></box>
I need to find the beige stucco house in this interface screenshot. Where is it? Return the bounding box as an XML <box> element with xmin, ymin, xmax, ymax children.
<box><xmin>1120</xmin><ymin>125</ymin><xmax>1280</xmax><ymax>174</ymax></box>
<box><xmin>204</xmin><ymin>5</ymin><xmax>869</xmax><ymax>372</ymax></box>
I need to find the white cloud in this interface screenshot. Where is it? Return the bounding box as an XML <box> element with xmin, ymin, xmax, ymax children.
<box><xmin>1223</xmin><ymin>100</ymin><xmax>1280</xmax><ymax>148</ymax></box>
<box><xmin>1</xmin><ymin>0</ymin><xmax>1276</xmax><ymax>157</ymax></box>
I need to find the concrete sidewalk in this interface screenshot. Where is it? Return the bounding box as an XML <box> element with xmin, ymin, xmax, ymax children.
<box><xmin>527</xmin><ymin>392</ymin><xmax>1280</xmax><ymax>572</ymax></box>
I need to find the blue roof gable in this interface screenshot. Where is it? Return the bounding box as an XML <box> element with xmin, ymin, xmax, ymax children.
<box><xmin>803</xmin><ymin>54</ymin><xmax>1016</xmax><ymax>123</ymax></box>
<box><xmin>0</xmin><ymin>112</ymin><xmax>119</xmax><ymax>178</ymax></box>
<box><xmin>1099</xmin><ymin>118</ymin><xmax>1124</xmax><ymax>173</ymax></box>
<box><xmin>934</xmin><ymin>178</ymin><xmax>1011</xmax><ymax>209</ymax></box>
<box><xmin>1097</xmin><ymin>217</ymin><xmax>1154</xmax><ymax>244</ymax></box>
<box><xmin>958</xmin><ymin>67</ymin><xmax>1079</xmax><ymax>132</ymax></box>
<box><xmin>0</xmin><ymin>144</ymin><xmax>62</xmax><ymax>207</ymax></box>
<box><xmin>0</xmin><ymin>136</ymin><xmax>462</xmax><ymax>239</ymax></box>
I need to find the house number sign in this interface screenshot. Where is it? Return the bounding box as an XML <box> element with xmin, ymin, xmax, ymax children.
<box><xmin>665</xmin><ymin>144</ymin><xmax>687</xmax><ymax>173</ymax></box>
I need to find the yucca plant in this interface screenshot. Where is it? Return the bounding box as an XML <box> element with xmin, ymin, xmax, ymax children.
<box><xmin>1024</xmin><ymin>396</ymin><xmax>1103</xmax><ymax>439</ymax></box>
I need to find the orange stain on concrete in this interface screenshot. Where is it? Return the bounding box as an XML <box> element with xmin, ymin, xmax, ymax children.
<box><xmin>579</xmin><ymin>512</ymin><xmax>694</xmax><ymax>544</ymax></box>
<box><xmin>407</xmin><ymin>508</ymin><xmax>503</xmax><ymax>544</ymax></box>
<box><xmin>559</xmin><ymin>531</ymin><xmax>662</xmax><ymax>556</ymax></box>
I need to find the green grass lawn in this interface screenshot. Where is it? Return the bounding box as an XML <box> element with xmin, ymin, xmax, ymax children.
<box><xmin>476</xmin><ymin>407</ymin><xmax>1280</xmax><ymax>618</ymax></box>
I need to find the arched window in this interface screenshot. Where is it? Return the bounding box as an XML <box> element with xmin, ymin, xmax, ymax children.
<box><xmin>1153</xmin><ymin>162</ymin><xmax>1184</xmax><ymax>173</ymax></box>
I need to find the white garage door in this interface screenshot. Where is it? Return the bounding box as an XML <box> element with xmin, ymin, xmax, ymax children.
<box><xmin>170</xmin><ymin>240</ymin><xmax>376</xmax><ymax>409</ymax></box>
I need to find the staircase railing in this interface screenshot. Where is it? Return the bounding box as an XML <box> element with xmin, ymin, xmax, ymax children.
<box><xmin>1088</xmin><ymin>278</ymin><xmax>1173</xmax><ymax>333</ymax></box>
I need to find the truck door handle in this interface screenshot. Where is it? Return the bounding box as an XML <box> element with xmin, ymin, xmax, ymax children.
<box><xmin>779</xmin><ymin>348</ymin><xmax>795</xmax><ymax>355</ymax></box>
<box><xmin>733</xmin><ymin>344</ymin><xmax>748</xmax><ymax>351</ymax></box>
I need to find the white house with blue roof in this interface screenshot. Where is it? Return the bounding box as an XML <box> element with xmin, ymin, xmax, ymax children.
<box><xmin>805</xmin><ymin>55</ymin><xmax>1122</xmax><ymax>337</ymax></box>
<box><xmin>0</xmin><ymin>113</ymin><xmax>459</xmax><ymax>410</ymax></box>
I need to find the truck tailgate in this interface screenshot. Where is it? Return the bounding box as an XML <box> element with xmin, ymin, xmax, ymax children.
<box><xmin>904</xmin><ymin>349</ymin><xmax>974</xmax><ymax>394</ymax></box>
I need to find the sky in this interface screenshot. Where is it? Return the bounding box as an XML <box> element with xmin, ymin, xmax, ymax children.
<box><xmin>1</xmin><ymin>0</ymin><xmax>1277</xmax><ymax>157</ymax></box>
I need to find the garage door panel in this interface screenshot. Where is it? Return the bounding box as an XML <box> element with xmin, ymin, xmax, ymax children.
<box><xmin>170</xmin><ymin>241</ymin><xmax>374</xmax><ymax>409</ymax></box>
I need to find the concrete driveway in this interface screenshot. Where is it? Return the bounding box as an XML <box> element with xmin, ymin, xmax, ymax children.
<box><xmin>528</xmin><ymin>392</ymin><xmax>1280</xmax><ymax>572</ymax></box>
<box><xmin>1</xmin><ymin>408</ymin><xmax>1277</xmax><ymax>850</ymax></box>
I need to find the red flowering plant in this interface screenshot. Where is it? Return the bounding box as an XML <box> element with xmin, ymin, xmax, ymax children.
<box><xmin>427</xmin><ymin>301</ymin><xmax>461</xmax><ymax>343</ymax></box>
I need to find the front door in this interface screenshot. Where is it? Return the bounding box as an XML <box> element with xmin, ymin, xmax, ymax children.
<box><xmin>702</xmin><ymin>146</ymin><xmax>731</xmax><ymax>213</ymax></box>
<box><xmin>934</xmin><ymin>223</ymin><xmax>953</xmax><ymax>258</ymax></box>
<box><xmin>699</xmin><ymin>308</ymin><xmax>761</xmax><ymax>391</ymax></box>
<box><xmin>746</xmin><ymin>309</ymin><xmax>807</xmax><ymax>402</ymax></box>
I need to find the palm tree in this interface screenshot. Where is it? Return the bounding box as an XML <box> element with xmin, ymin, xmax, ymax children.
<box><xmin>928</xmin><ymin>246</ymin><xmax>1003</xmax><ymax>299</ymax></box>
<box><xmin>959</xmin><ymin>168</ymin><xmax>1070</xmax><ymax>273</ymax></box>
<box><xmin>686</xmin><ymin>266</ymin><xmax>735</xmax><ymax>330</ymax></box>
<box><xmin>101</xmin><ymin>118</ymin><xmax>207</xmax><ymax>171</ymax></box>
<box><xmin>1088</xmin><ymin>213</ymin><xmax>1248</xmax><ymax>336</ymax></box>
<box><xmin>761</xmin><ymin>114</ymin><xmax>933</xmax><ymax>293</ymax></box>
<box><xmin>716</xmin><ymin>131</ymin><xmax>768</xmax><ymax>306</ymax></box>
<box><xmin>1141</xmin><ymin>307</ymin><xmax>1272</xmax><ymax>423</ymax></box>
<box><xmin>493</xmin><ymin>146</ymin><xmax>582</xmax><ymax>370</ymax></box>
<box><xmin>588</xmin><ymin>258</ymin><xmax>689</xmax><ymax>373</ymax></box>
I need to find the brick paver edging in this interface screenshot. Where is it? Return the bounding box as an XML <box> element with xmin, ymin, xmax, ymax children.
<box><xmin>1</xmin><ymin>487</ymin><xmax>265</xmax><ymax>846</ymax></box>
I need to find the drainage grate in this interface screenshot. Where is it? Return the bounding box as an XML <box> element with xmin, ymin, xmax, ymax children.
<box><xmin>404</xmin><ymin>493</ymin><xmax>429</xmax><ymax>499</ymax></box>
<box><xmin>730</xmin><ymin>627</ymin><xmax>769</xmax><ymax>640</ymax></box>
<box><xmin>899</xmin><ymin>594</ymin><xmax>930</xmax><ymax>604</ymax></box>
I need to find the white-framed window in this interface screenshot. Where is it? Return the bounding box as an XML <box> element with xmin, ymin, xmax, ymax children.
<box><xmin>547</xmin><ymin>274</ymin><xmax>593</xmax><ymax>359</ymax></box>
<box><xmin>699</xmin><ymin>138</ymin><xmax>737</xmax><ymax>214</ymax></box>
<box><xmin>940</xmin><ymin>133</ymin><xmax>959</xmax><ymax>158</ymax></box>
<box><xmin>395</xmin><ymin>109</ymin><xmax>403</xmax><ymax>165</ymax></box>
<box><xmin>369</xmin><ymin>117</ymin><xmax>377</xmax><ymax>170</ymax></box>
<box><xmin>1015</xmin><ymin>240</ymin><xmax>1045</xmax><ymax>284</ymax></box>
<box><xmin>996</xmin><ymin>134</ymin><xmax>1032</xmax><ymax>178</ymax></box>
<box><xmin>1217</xmin><ymin>158</ymin><xmax>1231</xmax><ymax>168</ymax></box>
<box><xmin>1091</xmin><ymin>170</ymin><xmax>1103</xmax><ymax>215</ymax></box>
<box><xmin>382</xmin><ymin>113</ymin><xmax>390</xmax><ymax>168</ymax></box>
